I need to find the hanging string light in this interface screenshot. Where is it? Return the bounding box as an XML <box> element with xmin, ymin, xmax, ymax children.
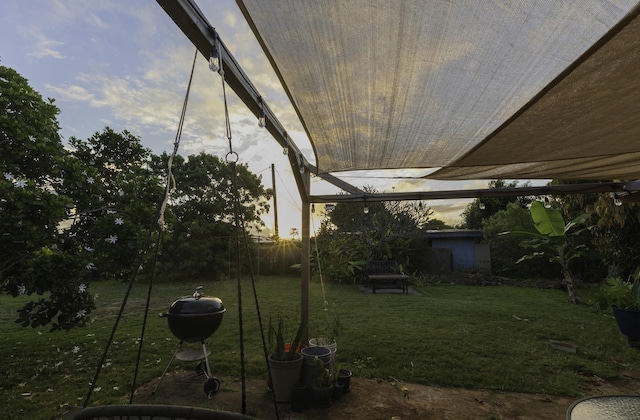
<box><xmin>544</xmin><ymin>196</ymin><xmax>552</xmax><ymax>209</ymax></box>
<box><xmin>613</xmin><ymin>193</ymin><xmax>623</xmax><ymax>207</ymax></box>
<box><xmin>258</xmin><ymin>96</ymin><xmax>266</xmax><ymax>128</ymax></box>
<box><xmin>208</xmin><ymin>38</ymin><xmax>220</xmax><ymax>73</ymax></box>
<box><xmin>311</xmin><ymin>203</ymin><xmax>315</xmax><ymax>213</ymax></box>
<box><xmin>363</xmin><ymin>202</ymin><xmax>369</xmax><ymax>214</ymax></box>
<box><xmin>478</xmin><ymin>200</ymin><xmax>485</xmax><ymax>210</ymax></box>
<box><xmin>298</xmin><ymin>153</ymin><xmax>305</xmax><ymax>174</ymax></box>
<box><xmin>282</xmin><ymin>132</ymin><xmax>289</xmax><ymax>155</ymax></box>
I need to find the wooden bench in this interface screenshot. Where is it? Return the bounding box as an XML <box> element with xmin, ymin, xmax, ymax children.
<box><xmin>365</xmin><ymin>260</ymin><xmax>410</xmax><ymax>294</ymax></box>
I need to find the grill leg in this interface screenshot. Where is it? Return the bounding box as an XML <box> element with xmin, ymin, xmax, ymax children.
<box><xmin>152</xmin><ymin>341</ymin><xmax>183</xmax><ymax>396</ymax></box>
<box><xmin>201</xmin><ymin>341</ymin><xmax>221</xmax><ymax>399</ymax></box>
<box><xmin>201</xmin><ymin>340</ymin><xmax>213</xmax><ymax>379</ymax></box>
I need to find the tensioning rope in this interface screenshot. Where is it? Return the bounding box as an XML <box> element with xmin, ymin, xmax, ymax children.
<box><xmin>82</xmin><ymin>48</ymin><xmax>199</xmax><ymax>408</ymax></box>
<box><xmin>311</xmin><ymin>213</ymin><xmax>329</xmax><ymax>309</ymax></box>
<box><xmin>129</xmin><ymin>48</ymin><xmax>200</xmax><ymax>403</ymax></box>
<box><xmin>216</xmin><ymin>36</ymin><xmax>280</xmax><ymax>419</ymax></box>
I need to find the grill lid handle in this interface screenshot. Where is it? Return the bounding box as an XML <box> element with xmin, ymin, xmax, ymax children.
<box><xmin>193</xmin><ymin>286</ymin><xmax>204</xmax><ymax>299</ymax></box>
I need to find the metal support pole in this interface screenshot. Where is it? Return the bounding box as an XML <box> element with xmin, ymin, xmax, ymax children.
<box><xmin>301</xmin><ymin>200</ymin><xmax>310</xmax><ymax>342</ymax></box>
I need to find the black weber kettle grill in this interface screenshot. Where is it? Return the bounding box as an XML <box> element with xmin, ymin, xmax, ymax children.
<box><xmin>155</xmin><ymin>286</ymin><xmax>226</xmax><ymax>398</ymax></box>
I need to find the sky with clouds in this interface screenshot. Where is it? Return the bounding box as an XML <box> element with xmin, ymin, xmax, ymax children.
<box><xmin>0</xmin><ymin>0</ymin><xmax>512</xmax><ymax>236</ymax></box>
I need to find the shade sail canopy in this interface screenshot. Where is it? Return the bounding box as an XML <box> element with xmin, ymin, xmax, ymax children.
<box><xmin>236</xmin><ymin>0</ymin><xmax>640</xmax><ymax>181</ymax></box>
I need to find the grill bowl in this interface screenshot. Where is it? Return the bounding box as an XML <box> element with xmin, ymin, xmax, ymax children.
<box><xmin>164</xmin><ymin>295</ymin><xmax>225</xmax><ymax>343</ymax></box>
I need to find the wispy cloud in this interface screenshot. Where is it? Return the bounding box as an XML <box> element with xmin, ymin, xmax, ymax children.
<box><xmin>28</xmin><ymin>38</ymin><xmax>65</xmax><ymax>59</ymax></box>
<box><xmin>45</xmin><ymin>84</ymin><xmax>98</xmax><ymax>103</ymax></box>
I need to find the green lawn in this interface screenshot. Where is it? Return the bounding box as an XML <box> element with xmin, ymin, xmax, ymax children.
<box><xmin>1</xmin><ymin>276</ymin><xmax>639</xmax><ymax>419</ymax></box>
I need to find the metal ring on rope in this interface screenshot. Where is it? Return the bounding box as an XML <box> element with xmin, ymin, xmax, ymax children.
<box><xmin>225</xmin><ymin>151</ymin><xmax>239</xmax><ymax>164</ymax></box>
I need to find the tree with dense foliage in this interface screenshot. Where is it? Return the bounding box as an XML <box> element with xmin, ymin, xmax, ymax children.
<box><xmin>61</xmin><ymin>128</ymin><xmax>164</xmax><ymax>280</ymax></box>
<box><xmin>460</xmin><ymin>180</ymin><xmax>532</xmax><ymax>229</ymax></box>
<box><xmin>1</xmin><ymin>64</ymin><xmax>69</xmax><ymax>277</ymax></box>
<box><xmin>315</xmin><ymin>190</ymin><xmax>435</xmax><ymax>282</ymax></box>
<box><xmin>2</xmin><ymin>63</ymin><xmax>171</xmax><ymax>329</ymax></box>
<box><xmin>1</xmin><ymin>64</ymin><xmax>93</xmax><ymax>329</ymax></box>
<box><xmin>553</xmin><ymin>181</ymin><xmax>640</xmax><ymax>280</ymax></box>
<box><xmin>150</xmin><ymin>152</ymin><xmax>271</xmax><ymax>278</ymax></box>
<box><xmin>482</xmin><ymin>202</ymin><xmax>556</xmax><ymax>278</ymax></box>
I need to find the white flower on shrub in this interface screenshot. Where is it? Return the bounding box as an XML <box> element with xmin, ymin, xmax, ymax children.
<box><xmin>4</xmin><ymin>172</ymin><xmax>14</xmax><ymax>181</ymax></box>
<box><xmin>18</xmin><ymin>284</ymin><xmax>26</xmax><ymax>295</ymax></box>
<box><xmin>14</xmin><ymin>179</ymin><xmax>27</xmax><ymax>188</ymax></box>
<box><xmin>76</xmin><ymin>309</ymin><xmax>86</xmax><ymax>319</ymax></box>
<box><xmin>86</xmin><ymin>177</ymin><xmax>95</xmax><ymax>184</ymax></box>
<box><xmin>85</xmin><ymin>262</ymin><xmax>95</xmax><ymax>270</ymax></box>
<box><xmin>114</xmin><ymin>217</ymin><xmax>124</xmax><ymax>225</ymax></box>
<box><xmin>106</xmin><ymin>235</ymin><xmax>118</xmax><ymax>244</ymax></box>
<box><xmin>78</xmin><ymin>283</ymin><xmax>87</xmax><ymax>293</ymax></box>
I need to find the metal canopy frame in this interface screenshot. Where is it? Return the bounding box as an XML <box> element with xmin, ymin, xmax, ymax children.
<box><xmin>156</xmin><ymin>0</ymin><xmax>638</xmax><ymax>204</ymax></box>
<box><xmin>156</xmin><ymin>0</ymin><xmax>640</xmax><ymax>336</ymax></box>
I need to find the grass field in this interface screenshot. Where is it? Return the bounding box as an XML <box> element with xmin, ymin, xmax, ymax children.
<box><xmin>2</xmin><ymin>275</ymin><xmax>639</xmax><ymax>419</ymax></box>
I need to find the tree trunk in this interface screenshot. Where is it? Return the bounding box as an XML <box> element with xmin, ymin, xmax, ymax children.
<box><xmin>563</xmin><ymin>271</ymin><xmax>578</xmax><ymax>304</ymax></box>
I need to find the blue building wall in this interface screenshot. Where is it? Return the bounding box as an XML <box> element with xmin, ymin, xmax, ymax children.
<box><xmin>428</xmin><ymin>230</ymin><xmax>483</xmax><ymax>271</ymax></box>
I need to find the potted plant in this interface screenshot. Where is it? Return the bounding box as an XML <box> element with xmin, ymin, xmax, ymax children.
<box><xmin>309</xmin><ymin>308</ymin><xmax>341</xmax><ymax>366</ymax></box>
<box><xmin>331</xmin><ymin>363</ymin><xmax>345</xmax><ymax>400</ymax></box>
<box><xmin>337</xmin><ymin>367</ymin><xmax>353</xmax><ymax>394</ymax></box>
<box><xmin>267</xmin><ymin>315</ymin><xmax>305</xmax><ymax>402</ymax></box>
<box><xmin>596</xmin><ymin>270</ymin><xmax>640</xmax><ymax>341</ymax></box>
<box><xmin>310</xmin><ymin>356</ymin><xmax>334</xmax><ymax>408</ymax></box>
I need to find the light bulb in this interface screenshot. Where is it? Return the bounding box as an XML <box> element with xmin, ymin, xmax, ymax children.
<box><xmin>299</xmin><ymin>165</ymin><xmax>305</xmax><ymax>175</ymax></box>
<box><xmin>544</xmin><ymin>197</ymin><xmax>551</xmax><ymax>209</ymax></box>
<box><xmin>614</xmin><ymin>193</ymin><xmax>623</xmax><ymax>207</ymax></box>
<box><xmin>479</xmin><ymin>201</ymin><xmax>485</xmax><ymax>210</ymax></box>
<box><xmin>363</xmin><ymin>204</ymin><xmax>369</xmax><ymax>214</ymax></box>
<box><xmin>282</xmin><ymin>131</ymin><xmax>289</xmax><ymax>155</ymax></box>
<box><xmin>258</xmin><ymin>97</ymin><xmax>266</xmax><ymax>127</ymax></box>
<box><xmin>209</xmin><ymin>44</ymin><xmax>220</xmax><ymax>72</ymax></box>
<box><xmin>311</xmin><ymin>204</ymin><xmax>315</xmax><ymax>213</ymax></box>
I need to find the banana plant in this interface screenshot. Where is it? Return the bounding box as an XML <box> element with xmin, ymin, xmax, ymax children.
<box><xmin>506</xmin><ymin>201</ymin><xmax>593</xmax><ymax>304</ymax></box>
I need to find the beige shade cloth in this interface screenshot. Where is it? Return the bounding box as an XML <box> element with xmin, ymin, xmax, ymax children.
<box><xmin>236</xmin><ymin>0</ymin><xmax>640</xmax><ymax>181</ymax></box>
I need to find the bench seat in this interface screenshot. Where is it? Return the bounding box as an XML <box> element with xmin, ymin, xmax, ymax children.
<box><xmin>365</xmin><ymin>260</ymin><xmax>410</xmax><ymax>294</ymax></box>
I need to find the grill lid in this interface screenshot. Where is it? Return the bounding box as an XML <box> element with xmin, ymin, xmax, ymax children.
<box><xmin>168</xmin><ymin>286</ymin><xmax>225</xmax><ymax>316</ymax></box>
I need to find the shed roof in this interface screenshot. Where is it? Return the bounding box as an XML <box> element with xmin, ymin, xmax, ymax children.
<box><xmin>427</xmin><ymin>229</ymin><xmax>483</xmax><ymax>239</ymax></box>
